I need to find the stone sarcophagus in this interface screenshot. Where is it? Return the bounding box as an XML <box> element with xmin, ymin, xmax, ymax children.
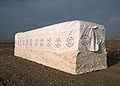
<box><xmin>14</xmin><ymin>20</ymin><xmax>107</xmax><ymax>74</ymax></box>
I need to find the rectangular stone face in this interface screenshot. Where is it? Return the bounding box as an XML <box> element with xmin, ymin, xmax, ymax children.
<box><xmin>76</xmin><ymin>48</ymin><xmax>107</xmax><ymax>74</ymax></box>
<box><xmin>14</xmin><ymin>47</ymin><xmax>78</xmax><ymax>74</ymax></box>
<box><xmin>14</xmin><ymin>20</ymin><xmax>107</xmax><ymax>74</ymax></box>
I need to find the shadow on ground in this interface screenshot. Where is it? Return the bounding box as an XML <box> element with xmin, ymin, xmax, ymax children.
<box><xmin>107</xmin><ymin>55</ymin><xmax>120</xmax><ymax>67</ymax></box>
<box><xmin>106</xmin><ymin>40</ymin><xmax>120</xmax><ymax>67</ymax></box>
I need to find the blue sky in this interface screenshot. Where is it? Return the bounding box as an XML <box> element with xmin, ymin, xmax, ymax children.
<box><xmin>0</xmin><ymin>0</ymin><xmax>120</xmax><ymax>41</ymax></box>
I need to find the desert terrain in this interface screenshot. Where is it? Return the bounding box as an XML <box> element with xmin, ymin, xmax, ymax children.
<box><xmin>0</xmin><ymin>40</ymin><xmax>120</xmax><ymax>86</ymax></box>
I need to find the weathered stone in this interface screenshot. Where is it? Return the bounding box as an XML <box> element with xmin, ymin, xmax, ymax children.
<box><xmin>14</xmin><ymin>20</ymin><xmax>107</xmax><ymax>74</ymax></box>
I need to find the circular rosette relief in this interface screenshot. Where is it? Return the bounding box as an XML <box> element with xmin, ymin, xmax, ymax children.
<box><xmin>34</xmin><ymin>39</ymin><xmax>38</xmax><ymax>46</ymax></box>
<box><xmin>55</xmin><ymin>38</ymin><xmax>61</xmax><ymax>48</ymax></box>
<box><xmin>66</xmin><ymin>37</ymin><xmax>74</xmax><ymax>47</ymax></box>
<box><xmin>46</xmin><ymin>38</ymin><xmax>52</xmax><ymax>47</ymax></box>
<box><xmin>22</xmin><ymin>39</ymin><xmax>25</xmax><ymax>46</ymax></box>
<box><xmin>39</xmin><ymin>38</ymin><xmax>44</xmax><ymax>46</ymax></box>
<box><xmin>81</xmin><ymin>35</ymin><xmax>90</xmax><ymax>46</ymax></box>
<box><xmin>26</xmin><ymin>39</ymin><xmax>28</xmax><ymax>46</ymax></box>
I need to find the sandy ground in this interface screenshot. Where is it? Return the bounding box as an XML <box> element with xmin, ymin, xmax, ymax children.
<box><xmin>0</xmin><ymin>40</ymin><xmax>120</xmax><ymax>86</ymax></box>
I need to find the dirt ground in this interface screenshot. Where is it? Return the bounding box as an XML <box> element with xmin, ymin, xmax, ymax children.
<box><xmin>0</xmin><ymin>40</ymin><xmax>120</xmax><ymax>86</ymax></box>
